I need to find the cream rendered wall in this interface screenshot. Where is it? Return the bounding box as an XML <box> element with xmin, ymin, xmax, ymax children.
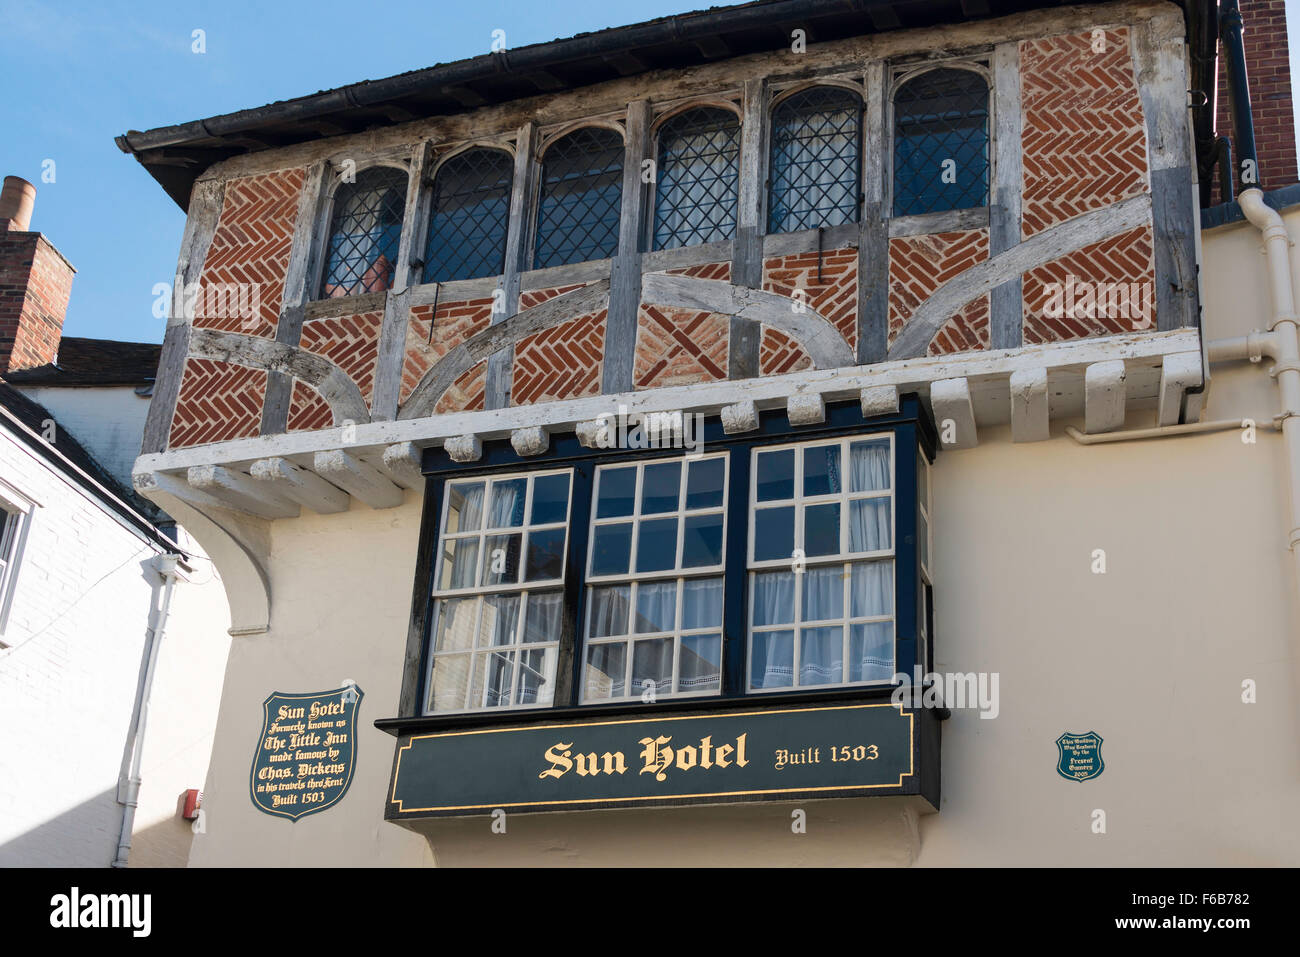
<box><xmin>184</xmin><ymin>210</ymin><xmax>1300</xmax><ymax>867</ymax></box>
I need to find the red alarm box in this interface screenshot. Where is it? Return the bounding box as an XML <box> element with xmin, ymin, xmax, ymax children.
<box><xmin>182</xmin><ymin>789</ymin><xmax>203</xmax><ymax>820</ymax></box>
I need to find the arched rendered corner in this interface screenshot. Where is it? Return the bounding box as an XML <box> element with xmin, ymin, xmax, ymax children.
<box><xmin>134</xmin><ymin>473</ymin><xmax>272</xmax><ymax>637</ymax></box>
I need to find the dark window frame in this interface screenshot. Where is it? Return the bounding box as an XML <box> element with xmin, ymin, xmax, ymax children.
<box><xmin>532</xmin><ymin>125</ymin><xmax>626</xmax><ymax>270</ymax></box>
<box><xmin>389</xmin><ymin>395</ymin><xmax>936</xmax><ymax>733</ymax></box>
<box><xmin>317</xmin><ymin>164</ymin><xmax>410</xmax><ymax>300</ymax></box>
<box><xmin>766</xmin><ymin>84</ymin><xmax>865</xmax><ymax>235</ymax></box>
<box><xmin>651</xmin><ymin>105</ymin><xmax>742</xmax><ymax>251</ymax></box>
<box><xmin>421</xmin><ymin>146</ymin><xmax>516</xmax><ymax>285</ymax></box>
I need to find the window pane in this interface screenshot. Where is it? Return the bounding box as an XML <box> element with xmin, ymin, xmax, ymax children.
<box><xmin>591</xmin><ymin>523</ymin><xmax>633</xmax><ymax>576</ymax></box>
<box><xmin>803</xmin><ymin>502</ymin><xmax>840</xmax><ymax>556</ymax></box>
<box><xmin>850</xmin><ymin>439</ymin><xmax>892</xmax><ymax>492</ymax></box>
<box><xmin>850</xmin><ymin>621</ymin><xmax>894</xmax><ymax>682</ymax></box>
<box><xmin>752</xmin><ymin>571</ymin><xmax>795</xmax><ymax>626</ymax></box>
<box><xmin>751</xmin><ymin>630</ymin><xmax>794</xmax><ymax>689</ymax></box>
<box><xmin>530</xmin><ymin>473</ymin><xmax>570</xmax><ymax>525</ymax></box>
<box><xmin>753</xmin><ymin>507</ymin><xmax>795</xmax><ymax>562</ymax></box>
<box><xmin>768</xmin><ymin>87</ymin><xmax>862</xmax><ymax>234</ymax></box>
<box><xmin>893</xmin><ymin>68</ymin><xmax>989</xmax><ymax>216</ymax></box>
<box><xmin>682</xmin><ymin>513</ymin><xmax>723</xmax><ymax>568</ymax></box>
<box><xmin>484</xmin><ymin>652</ymin><xmax>514</xmax><ymax>708</ymax></box>
<box><xmin>800</xmin><ymin>626</ymin><xmax>845</xmax><ymax>686</ymax></box>
<box><xmin>803</xmin><ymin>445</ymin><xmax>841</xmax><ymax>497</ymax></box>
<box><xmin>802</xmin><ymin>565</ymin><xmax>844</xmax><ymax>622</ymax></box>
<box><xmin>524</xmin><ymin>591</ymin><xmax>564</xmax><ymax>643</ymax></box>
<box><xmin>635</xmin><ymin>517</ymin><xmax>678</xmax><ymax>573</ymax></box>
<box><xmin>482</xmin><ymin>533</ymin><xmax>521</xmax><ymax>586</ymax></box>
<box><xmin>584</xmin><ymin>643</ymin><xmax>627</xmax><ymax>700</ymax></box>
<box><xmin>682</xmin><ymin>577</ymin><xmax>723</xmax><ymax>628</ymax></box>
<box><xmin>634</xmin><ymin>580</ymin><xmax>678</xmax><ymax>633</ymax></box>
<box><xmin>850</xmin><ymin>561</ymin><xmax>894</xmax><ymax>618</ymax></box>
<box><xmin>434</xmin><ymin>598</ymin><xmax>478</xmax><ymax>652</ymax></box>
<box><xmin>680</xmin><ymin>634</ymin><xmax>722</xmax><ymax>693</ymax></box>
<box><xmin>642</xmin><ymin>461</ymin><xmax>682</xmax><ymax>514</ymax></box>
<box><xmin>632</xmin><ymin>638</ymin><xmax>674</xmax><ymax>695</ymax></box>
<box><xmin>535</xmin><ymin>127</ymin><xmax>624</xmax><ymax>268</ymax></box>
<box><xmin>596</xmin><ymin>467</ymin><xmax>637</xmax><ymax>518</ymax></box>
<box><xmin>524</xmin><ymin>527</ymin><xmax>566</xmax><ymax>582</ymax></box>
<box><xmin>321</xmin><ymin>166</ymin><xmax>407</xmax><ymax>298</ymax></box>
<box><xmin>588</xmin><ymin>585</ymin><xmax>631</xmax><ymax>638</ymax></box>
<box><xmin>430</xmin><ymin>654</ymin><xmax>471</xmax><ymax>712</ymax></box>
<box><xmin>444</xmin><ymin>482</ymin><xmax>484</xmax><ymax>534</ymax></box>
<box><xmin>439</xmin><ymin>538</ymin><xmax>479</xmax><ymax>590</ymax></box>
<box><xmin>756</xmin><ymin>449</ymin><xmax>795</xmax><ymax>501</ymax></box>
<box><xmin>488</xmin><ymin>478</ymin><xmax>526</xmax><ymax>528</ymax></box>
<box><xmin>848</xmin><ymin>499</ymin><xmax>891</xmax><ymax>552</ymax></box>
<box><xmin>423</xmin><ymin>147</ymin><xmax>513</xmax><ymax>284</ymax></box>
<box><xmin>654</xmin><ymin>107</ymin><xmax>740</xmax><ymax>250</ymax></box>
<box><xmin>479</xmin><ymin>594</ymin><xmax>520</xmax><ymax>646</ymax></box>
<box><xmin>516</xmin><ymin>647</ymin><xmax>556</xmax><ymax>705</ymax></box>
<box><xmin>686</xmin><ymin>457</ymin><xmax>725</xmax><ymax>510</ymax></box>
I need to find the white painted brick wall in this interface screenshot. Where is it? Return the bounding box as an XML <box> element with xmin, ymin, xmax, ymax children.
<box><xmin>0</xmin><ymin>428</ymin><xmax>230</xmax><ymax>867</ymax></box>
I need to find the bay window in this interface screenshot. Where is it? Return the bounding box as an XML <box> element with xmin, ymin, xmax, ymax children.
<box><xmin>413</xmin><ymin>396</ymin><xmax>935</xmax><ymax>722</ymax></box>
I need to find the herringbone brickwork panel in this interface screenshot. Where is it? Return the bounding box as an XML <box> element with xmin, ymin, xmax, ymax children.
<box><xmin>299</xmin><ymin>311</ymin><xmax>382</xmax><ymax>407</ymax></box>
<box><xmin>1022</xmin><ymin>224</ymin><xmax>1155</xmax><ymax>342</ymax></box>
<box><xmin>511</xmin><ymin>309</ymin><xmax>606</xmax><ymax>406</ymax></box>
<box><xmin>1020</xmin><ymin>29</ymin><xmax>1148</xmax><ymax>237</ymax></box>
<box><xmin>760</xmin><ymin>327</ymin><xmax>813</xmax><ymax>376</ymax></box>
<box><xmin>287</xmin><ymin>380</ymin><xmax>333</xmax><ymax>432</ymax></box>
<box><xmin>634</xmin><ymin>305</ymin><xmax>729</xmax><ymax>389</ymax></box>
<box><xmin>762</xmin><ymin>249</ymin><xmax>857</xmax><ymax>353</ymax></box>
<box><xmin>435</xmin><ymin>365</ymin><xmax>487</xmax><ymax>414</ymax></box>
<box><xmin>170</xmin><ymin>358</ymin><xmax>266</xmax><ymax>448</ymax></box>
<box><xmin>662</xmin><ymin>261</ymin><xmax>732</xmax><ymax>281</ymax></box>
<box><xmin>401</xmin><ymin>298</ymin><xmax>494</xmax><ymax>403</ymax></box>
<box><xmin>195</xmin><ymin>168</ymin><xmax>305</xmax><ymax>338</ymax></box>
<box><xmin>888</xmin><ymin>230</ymin><xmax>989</xmax><ymax>352</ymax></box>
<box><xmin>519</xmin><ymin>283</ymin><xmax>589</xmax><ymax>310</ymax></box>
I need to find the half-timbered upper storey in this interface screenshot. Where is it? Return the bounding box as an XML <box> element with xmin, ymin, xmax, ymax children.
<box><xmin>124</xmin><ymin>0</ymin><xmax>1207</xmax><ymax>614</ymax></box>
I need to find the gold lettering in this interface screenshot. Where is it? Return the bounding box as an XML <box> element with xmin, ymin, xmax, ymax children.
<box><xmin>639</xmin><ymin>735</ymin><xmax>674</xmax><ymax>782</ymax></box>
<box><xmin>736</xmin><ymin>732</ymin><xmax>749</xmax><ymax>768</ymax></box>
<box><xmin>539</xmin><ymin>742</ymin><xmax>573</xmax><ymax>780</ymax></box>
<box><xmin>675</xmin><ymin>745</ymin><xmax>698</xmax><ymax>770</ymax></box>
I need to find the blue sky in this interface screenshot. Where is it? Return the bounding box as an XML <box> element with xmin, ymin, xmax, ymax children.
<box><xmin>1</xmin><ymin>0</ymin><xmax>1298</xmax><ymax>344</ymax></box>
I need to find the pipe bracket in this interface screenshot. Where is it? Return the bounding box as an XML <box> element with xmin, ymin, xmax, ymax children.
<box><xmin>1268</xmin><ymin>360</ymin><xmax>1300</xmax><ymax>378</ymax></box>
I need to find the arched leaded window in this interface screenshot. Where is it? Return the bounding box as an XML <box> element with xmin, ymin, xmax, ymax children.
<box><xmin>653</xmin><ymin>107</ymin><xmax>741</xmax><ymax>250</ymax></box>
<box><xmin>423</xmin><ymin>148</ymin><xmax>514</xmax><ymax>284</ymax></box>
<box><xmin>767</xmin><ymin>87</ymin><xmax>863</xmax><ymax>234</ymax></box>
<box><xmin>892</xmin><ymin>68</ymin><xmax>990</xmax><ymax>217</ymax></box>
<box><xmin>534</xmin><ymin>127</ymin><xmax>624</xmax><ymax>269</ymax></box>
<box><xmin>320</xmin><ymin>166</ymin><xmax>407</xmax><ymax>299</ymax></box>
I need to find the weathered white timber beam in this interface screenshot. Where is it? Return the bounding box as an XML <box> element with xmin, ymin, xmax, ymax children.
<box><xmin>1157</xmin><ymin>351</ymin><xmax>1204</xmax><ymax>426</ymax></box>
<box><xmin>444</xmin><ymin>434</ymin><xmax>483</xmax><ymax>463</ymax></box>
<box><xmin>188</xmin><ymin>465</ymin><xmax>300</xmax><ymax>520</ymax></box>
<box><xmin>134</xmin><ymin>329</ymin><xmax>1202</xmax><ymax>475</ymax></box>
<box><xmin>860</xmin><ymin>385</ymin><xmax>899</xmax><ymax>417</ymax></box>
<box><xmin>787</xmin><ymin>394</ymin><xmax>826</xmax><ymax>426</ymax></box>
<box><xmin>312</xmin><ymin>450</ymin><xmax>404</xmax><ymax>509</ymax></box>
<box><xmin>250</xmin><ymin>457</ymin><xmax>350</xmax><ymax>514</ymax></box>
<box><xmin>381</xmin><ymin>442</ymin><xmax>426</xmax><ymax>491</ymax></box>
<box><xmin>721</xmin><ymin>400</ymin><xmax>758</xmax><ymax>434</ymax></box>
<box><xmin>930</xmin><ymin>378</ymin><xmax>978</xmax><ymax>450</ymax></box>
<box><xmin>1009</xmin><ymin>368</ymin><xmax>1050</xmax><ymax>442</ymax></box>
<box><xmin>511</xmin><ymin>426</ymin><xmax>549</xmax><ymax>456</ymax></box>
<box><xmin>1084</xmin><ymin>360</ymin><xmax>1129</xmax><ymax>434</ymax></box>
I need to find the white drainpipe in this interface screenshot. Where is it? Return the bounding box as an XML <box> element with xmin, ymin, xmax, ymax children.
<box><xmin>1211</xmin><ymin>189</ymin><xmax>1300</xmax><ymax>598</ymax></box>
<box><xmin>113</xmin><ymin>552</ymin><xmax>182</xmax><ymax>868</ymax></box>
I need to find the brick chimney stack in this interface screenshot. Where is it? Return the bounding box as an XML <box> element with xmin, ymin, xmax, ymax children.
<box><xmin>0</xmin><ymin>176</ymin><xmax>75</xmax><ymax>373</ymax></box>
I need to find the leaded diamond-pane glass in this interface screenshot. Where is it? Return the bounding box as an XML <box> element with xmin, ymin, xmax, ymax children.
<box><xmin>893</xmin><ymin>68</ymin><xmax>990</xmax><ymax>217</ymax></box>
<box><xmin>423</xmin><ymin>148</ymin><xmax>513</xmax><ymax>284</ymax></box>
<box><xmin>768</xmin><ymin>87</ymin><xmax>862</xmax><ymax>234</ymax></box>
<box><xmin>321</xmin><ymin>166</ymin><xmax>407</xmax><ymax>299</ymax></box>
<box><xmin>534</xmin><ymin>127</ymin><xmax>624</xmax><ymax>269</ymax></box>
<box><xmin>654</xmin><ymin>107</ymin><xmax>740</xmax><ymax>250</ymax></box>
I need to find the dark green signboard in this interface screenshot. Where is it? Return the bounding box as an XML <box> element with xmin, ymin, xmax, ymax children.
<box><xmin>250</xmin><ymin>686</ymin><xmax>363</xmax><ymax>820</ymax></box>
<box><xmin>387</xmin><ymin>701</ymin><xmax>917</xmax><ymax>817</ymax></box>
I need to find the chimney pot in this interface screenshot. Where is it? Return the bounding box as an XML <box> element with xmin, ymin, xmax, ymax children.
<box><xmin>0</xmin><ymin>176</ymin><xmax>36</xmax><ymax>232</ymax></box>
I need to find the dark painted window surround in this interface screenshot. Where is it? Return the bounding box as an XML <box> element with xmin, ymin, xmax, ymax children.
<box><xmin>378</xmin><ymin>395</ymin><xmax>938</xmax><ymax>735</ymax></box>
